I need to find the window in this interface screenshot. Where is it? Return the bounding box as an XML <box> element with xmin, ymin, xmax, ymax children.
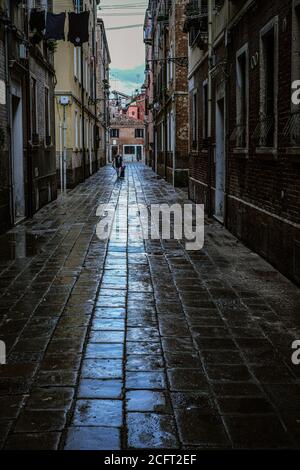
<box><xmin>167</xmin><ymin>111</ymin><xmax>174</xmax><ymax>151</ymax></box>
<box><xmin>86</xmin><ymin>119</ymin><xmax>89</xmax><ymax>149</ymax></box>
<box><xmin>292</xmin><ymin>3</ymin><xmax>300</xmax><ymax>88</ymax></box>
<box><xmin>75</xmin><ymin>111</ymin><xmax>78</xmax><ymax>148</ymax></box>
<box><xmin>192</xmin><ymin>90</ymin><xmax>198</xmax><ymax>149</ymax></box>
<box><xmin>124</xmin><ymin>146</ymin><xmax>135</xmax><ymax>154</ymax></box>
<box><xmin>259</xmin><ymin>18</ymin><xmax>278</xmax><ymax>147</ymax></box>
<box><xmin>167</xmin><ymin>46</ymin><xmax>173</xmax><ymax>84</ymax></box>
<box><xmin>74</xmin><ymin>46</ymin><xmax>77</xmax><ymax>78</ymax></box>
<box><xmin>110</xmin><ymin>129</ymin><xmax>119</xmax><ymax>138</ymax></box>
<box><xmin>135</xmin><ymin>128</ymin><xmax>144</xmax><ymax>138</ymax></box>
<box><xmin>203</xmin><ymin>81</ymin><xmax>208</xmax><ymax>141</ymax></box>
<box><xmin>30</xmin><ymin>76</ymin><xmax>37</xmax><ymax>138</ymax></box>
<box><xmin>45</xmin><ymin>86</ymin><xmax>50</xmax><ymax>143</ymax></box>
<box><xmin>85</xmin><ymin>60</ymin><xmax>88</xmax><ymax>93</ymax></box>
<box><xmin>78</xmin><ymin>48</ymin><xmax>82</xmax><ymax>83</ymax></box>
<box><xmin>288</xmin><ymin>3</ymin><xmax>300</xmax><ymax>145</ymax></box>
<box><xmin>91</xmin><ymin>123</ymin><xmax>94</xmax><ymax>150</ymax></box>
<box><xmin>236</xmin><ymin>45</ymin><xmax>249</xmax><ymax>148</ymax></box>
<box><xmin>79</xmin><ymin>114</ymin><xmax>82</xmax><ymax>148</ymax></box>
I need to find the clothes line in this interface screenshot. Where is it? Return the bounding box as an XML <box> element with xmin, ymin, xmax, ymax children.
<box><xmin>29</xmin><ymin>9</ymin><xmax>90</xmax><ymax>46</ymax></box>
<box><xmin>106</xmin><ymin>24</ymin><xmax>144</xmax><ymax>31</ymax></box>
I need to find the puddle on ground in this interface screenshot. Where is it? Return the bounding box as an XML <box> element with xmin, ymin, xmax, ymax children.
<box><xmin>0</xmin><ymin>231</ymin><xmax>47</xmax><ymax>260</ymax></box>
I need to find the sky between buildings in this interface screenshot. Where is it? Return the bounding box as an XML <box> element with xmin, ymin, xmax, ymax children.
<box><xmin>97</xmin><ymin>0</ymin><xmax>147</xmax><ymax>95</ymax></box>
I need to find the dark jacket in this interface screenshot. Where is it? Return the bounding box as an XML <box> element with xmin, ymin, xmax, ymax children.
<box><xmin>114</xmin><ymin>155</ymin><xmax>123</xmax><ymax>169</ymax></box>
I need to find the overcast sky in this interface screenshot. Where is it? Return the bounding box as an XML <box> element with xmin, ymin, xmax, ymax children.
<box><xmin>98</xmin><ymin>0</ymin><xmax>147</xmax><ymax>95</ymax></box>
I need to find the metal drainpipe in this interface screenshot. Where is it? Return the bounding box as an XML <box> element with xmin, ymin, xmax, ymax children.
<box><xmin>25</xmin><ymin>1</ymin><xmax>34</xmax><ymax>218</ymax></box>
<box><xmin>164</xmin><ymin>25</ymin><xmax>168</xmax><ymax>181</ymax></box>
<box><xmin>224</xmin><ymin>12</ymin><xmax>230</xmax><ymax>229</ymax></box>
<box><xmin>77</xmin><ymin>0</ymin><xmax>86</xmax><ymax>181</ymax></box>
<box><xmin>93</xmin><ymin>0</ymin><xmax>98</xmax><ymax>172</ymax></box>
<box><xmin>81</xmin><ymin>44</ymin><xmax>86</xmax><ymax>181</ymax></box>
<box><xmin>207</xmin><ymin>0</ymin><xmax>213</xmax><ymax>218</ymax></box>
<box><xmin>4</xmin><ymin>19</ymin><xmax>14</xmax><ymax>226</ymax></box>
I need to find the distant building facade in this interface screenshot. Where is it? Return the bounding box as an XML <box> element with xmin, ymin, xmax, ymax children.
<box><xmin>0</xmin><ymin>0</ymin><xmax>57</xmax><ymax>234</ymax></box>
<box><xmin>109</xmin><ymin>116</ymin><xmax>145</xmax><ymax>163</ymax></box>
<box><xmin>109</xmin><ymin>91</ymin><xmax>145</xmax><ymax>163</ymax></box>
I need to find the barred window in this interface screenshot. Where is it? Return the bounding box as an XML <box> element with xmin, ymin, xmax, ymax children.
<box><xmin>110</xmin><ymin>129</ymin><xmax>119</xmax><ymax>138</ymax></box>
<box><xmin>135</xmin><ymin>129</ymin><xmax>144</xmax><ymax>138</ymax></box>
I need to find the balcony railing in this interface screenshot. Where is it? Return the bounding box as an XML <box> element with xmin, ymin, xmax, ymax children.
<box><xmin>183</xmin><ymin>0</ymin><xmax>208</xmax><ymax>42</ymax></box>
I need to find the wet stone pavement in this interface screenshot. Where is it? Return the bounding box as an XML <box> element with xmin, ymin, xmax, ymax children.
<box><xmin>0</xmin><ymin>163</ymin><xmax>300</xmax><ymax>449</ymax></box>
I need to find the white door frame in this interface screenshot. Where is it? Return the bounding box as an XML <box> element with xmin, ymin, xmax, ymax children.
<box><xmin>122</xmin><ymin>144</ymin><xmax>143</xmax><ymax>162</ymax></box>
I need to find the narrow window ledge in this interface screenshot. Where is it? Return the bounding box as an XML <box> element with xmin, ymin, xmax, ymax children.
<box><xmin>233</xmin><ymin>148</ymin><xmax>249</xmax><ymax>157</ymax></box>
<box><xmin>255</xmin><ymin>147</ymin><xmax>278</xmax><ymax>160</ymax></box>
<box><xmin>285</xmin><ymin>147</ymin><xmax>300</xmax><ymax>157</ymax></box>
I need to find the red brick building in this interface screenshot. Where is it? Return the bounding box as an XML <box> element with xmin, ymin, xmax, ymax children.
<box><xmin>109</xmin><ymin>116</ymin><xmax>145</xmax><ymax>163</ymax></box>
<box><xmin>185</xmin><ymin>0</ymin><xmax>300</xmax><ymax>284</ymax></box>
<box><xmin>109</xmin><ymin>91</ymin><xmax>145</xmax><ymax>163</ymax></box>
<box><xmin>145</xmin><ymin>0</ymin><xmax>189</xmax><ymax>187</ymax></box>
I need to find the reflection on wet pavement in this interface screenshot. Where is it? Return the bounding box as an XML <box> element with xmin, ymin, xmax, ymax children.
<box><xmin>0</xmin><ymin>231</ymin><xmax>48</xmax><ymax>260</ymax></box>
<box><xmin>0</xmin><ymin>164</ymin><xmax>300</xmax><ymax>449</ymax></box>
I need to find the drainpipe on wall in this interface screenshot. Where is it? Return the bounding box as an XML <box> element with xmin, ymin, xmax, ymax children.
<box><xmin>93</xmin><ymin>0</ymin><xmax>98</xmax><ymax>172</ymax></box>
<box><xmin>207</xmin><ymin>0</ymin><xmax>213</xmax><ymax>217</ymax></box>
<box><xmin>4</xmin><ymin>19</ymin><xmax>14</xmax><ymax>226</ymax></box>
<box><xmin>76</xmin><ymin>0</ymin><xmax>86</xmax><ymax>181</ymax></box>
<box><xmin>81</xmin><ymin>44</ymin><xmax>86</xmax><ymax>181</ymax></box>
<box><xmin>164</xmin><ymin>26</ymin><xmax>168</xmax><ymax>180</ymax></box>
<box><xmin>25</xmin><ymin>2</ymin><xmax>34</xmax><ymax>218</ymax></box>
<box><xmin>224</xmin><ymin>5</ymin><xmax>230</xmax><ymax>229</ymax></box>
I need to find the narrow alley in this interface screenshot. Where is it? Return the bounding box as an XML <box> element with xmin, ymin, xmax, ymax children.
<box><xmin>0</xmin><ymin>164</ymin><xmax>300</xmax><ymax>450</ymax></box>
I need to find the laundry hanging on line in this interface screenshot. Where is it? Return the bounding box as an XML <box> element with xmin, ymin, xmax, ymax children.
<box><xmin>29</xmin><ymin>9</ymin><xmax>46</xmax><ymax>33</ymax></box>
<box><xmin>68</xmin><ymin>11</ymin><xmax>90</xmax><ymax>46</ymax></box>
<box><xmin>45</xmin><ymin>12</ymin><xmax>66</xmax><ymax>41</ymax></box>
<box><xmin>29</xmin><ymin>9</ymin><xmax>90</xmax><ymax>46</ymax></box>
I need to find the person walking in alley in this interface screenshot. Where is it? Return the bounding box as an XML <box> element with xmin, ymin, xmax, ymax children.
<box><xmin>113</xmin><ymin>154</ymin><xmax>125</xmax><ymax>178</ymax></box>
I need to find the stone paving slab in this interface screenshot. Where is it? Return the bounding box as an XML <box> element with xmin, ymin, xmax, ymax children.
<box><xmin>0</xmin><ymin>164</ymin><xmax>299</xmax><ymax>449</ymax></box>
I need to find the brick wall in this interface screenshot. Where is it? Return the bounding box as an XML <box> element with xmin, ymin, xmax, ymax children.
<box><xmin>226</xmin><ymin>0</ymin><xmax>300</xmax><ymax>283</ymax></box>
<box><xmin>188</xmin><ymin>0</ymin><xmax>300</xmax><ymax>284</ymax></box>
<box><xmin>152</xmin><ymin>0</ymin><xmax>189</xmax><ymax>187</ymax></box>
